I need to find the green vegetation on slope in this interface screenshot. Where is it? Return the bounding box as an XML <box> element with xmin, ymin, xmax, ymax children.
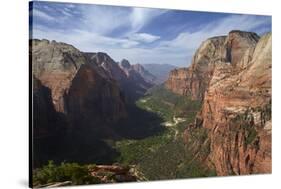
<box><xmin>137</xmin><ymin>85</ymin><xmax>201</xmax><ymax>121</ymax></box>
<box><xmin>33</xmin><ymin>161</ymin><xmax>100</xmax><ymax>187</ymax></box>
<box><xmin>34</xmin><ymin>85</ymin><xmax>215</xmax><ymax>186</ymax></box>
<box><xmin>114</xmin><ymin>85</ymin><xmax>216</xmax><ymax>180</ymax></box>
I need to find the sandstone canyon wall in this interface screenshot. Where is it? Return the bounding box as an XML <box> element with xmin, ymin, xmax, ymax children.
<box><xmin>166</xmin><ymin>31</ymin><xmax>272</xmax><ymax>175</ymax></box>
<box><xmin>31</xmin><ymin>39</ymin><xmax>154</xmax><ymax>166</ymax></box>
<box><xmin>31</xmin><ymin>40</ymin><xmax>127</xmax><ymax>132</ymax></box>
<box><xmin>165</xmin><ymin>31</ymin><xmax>260</xmax><ymax>100</ymax></box>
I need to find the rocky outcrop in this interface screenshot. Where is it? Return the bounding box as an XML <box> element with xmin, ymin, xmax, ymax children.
<box><xmin>199</xmin><ymin>33</ymin><xmax>272</xmax><ymax>175</ymax></box>
<box><xmin>166</xmin><ymin>31</ymin><xmax>271</xmax><ymax>176</ymax></box>
<box><xmin>165</xmin><ymin>31</ymin><xmax>260</xmax><ymax>100</ymax></box>
<box><xmin>165</xmin><ymin>36</ymin><xmax>226</xmax><ymax>100</ymax></box>
<box><xmin>84</xmin><ymin>54</ymin><xmax>153</xmax><ymax>101</ymax></box>
<box><xmin>31</xmin><ymin>39</ymin><xmax>160</xmax><ymax>166</ymax></box>
<box><xmin>84</xmin><ymin>52</ymin><xmax>128</xmax><ymax>83</ymax></box>
<box><xmin>225</xmin><ymin>30</ymin><xmax>259</xmax><ymax>67</ymax></box>
<box><xmin>31</xmin><ymin>39</ymin><xmax>130</xmax><ymax>166</ymax></box>
<box><xmin>165</xmin><ymin>68</ymin><xmax>190</xmax><ymax>96</ymax></box>
<box><xmin>31</xmin><ymin>40</ymin><xmax>127</xmax><ymax>127</ymax></box>
<box><xmin>89</xmin><ymin>165</ymin><xmax>138</xmax><ymax>183</ymax></box>
<box><xmin>32</xmin><ymin>75</ymin><xmax>69</xmax><ymax>137</ymax></box>
<box><xmin>118</xmin><ymin>59</ymin><xmax>153</xmax><ymax>100</ymax></box>
<box><xmin>65</xmin><ymin>63</ymin><xmax>127</xmax><ymax>135</ymax></box>
<box><xmin>34</xmin><ymin>164</ymin><xmax>139</xmax><ymax>187</ymax></box>
<box><xmin>131</xmin><ymin>63</ymin><xmax>157</xmax><ymax>84</ymax></box>
<box><xmin>32</xmin><ymin>39</ymin><xmax>86</xmax><ymax>113</ymax></box>
<box><xmin>32</xmin><ymin>76</ymin><xmax>68</xmax><ymax>167</ymax></box>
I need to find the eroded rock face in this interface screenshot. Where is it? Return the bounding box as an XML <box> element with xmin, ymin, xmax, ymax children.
<box><xmin>165</xmin><ymin>31</ymin><xmax>260</xmax><ymax>100</ymax></box>
<box><xmin>32</xmin><ymin>39</ymin><xmax>86</xmax><ymax>113</ymax></box>
<box><xmin>84</xmin><ymin>52</ymin><xmax>128</xmax><ymax>83</ymax></box>
<box><xmin>32</xmin><ymin>76</ymin><xmax>67</xmax><ymax>138</ymax></box>
<box><xmin>65</xmin><ymin>63</ymin><xmax>127</xmax><ymax>136</ymax></box>
<box><xmin>83</xmin><ymin>54</ymin><xmax>153</xmax><ymax>101</ymax></box>
<box><xmin>166</xmin><ymin>31</ymin><xmax>271</xmax><ymax>176</ymax></box>
<box><xmin>200</xmin><ymin>33</ymin><xmax>272</xmax><ymax>175</ymax></box>
<box><xmin>89</xmin><ymin>165</ymin><xmax>138</xmax><ymax>183</ymax></box>
<box><xmin>31</xmin><ymin>39</ymin><xmax>127</xmax><ymax>128</ymax></box>
<box><xmin>165</xmin><ymin>36</ymin><xmax>227</xmax><ymax>100</ymax></box>
<box><xmin>165</xmin><ymin>68</ymin><xmax>190</xmax><ymax>96</ymax></box>
<box><xmin>31</xmin><ymin>39</ymin><xmax>130</xmax><ymax>165</ymax></box>
<box><xmin>225</xmin><ymin>30</ymin><xmax>259</xmax><ymax>67</ymax></box>
<box><xmin>32</xmin><ymin>76</ymin><xmax>67</xmax><ymax>166</ymax></box>
<box><xmin>131</xmin><ymin>64</ymin><xmax>157</xmax><ymax>84</ymax></box>
<box><xmin>118</xmin><ymin>59</ymin><xmax>153</xmax><ymax>100</ymax></box>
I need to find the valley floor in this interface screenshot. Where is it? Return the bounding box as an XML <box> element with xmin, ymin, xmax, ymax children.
<box><xmin>112</xmin><ymin>85</ymin><xmax>216</xmax><ymax>180</ymax></box>
<box><xmin>32</xmin><ymin>85</ymin><xmax>216</xmax><ymax>187</ymax></box>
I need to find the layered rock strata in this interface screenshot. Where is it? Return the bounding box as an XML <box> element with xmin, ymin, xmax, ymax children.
<box><xmin>166</xmin><ymin>31</ymin><xmax>272</xmax><ymax>175</ymax></box>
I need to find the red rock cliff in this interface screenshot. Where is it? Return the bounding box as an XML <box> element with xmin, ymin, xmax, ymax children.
<box><xmin>165</xmin><ymin>31</ymin><xmax>259</xmax><ymax>100</ymax></box>
<box><xmin>31</xmin><ymin>39</ymin><xmax>127</xmax><ymax>136</ymax></box>
<box><xmin>166</xmin><ymin>31</ymin><xmax>271</xmax><ymax>175</ymax></box>
<box><xmin>201</xmin><ymin>33</ymin><xmax>272</xmax><ymax>175</ymax></box>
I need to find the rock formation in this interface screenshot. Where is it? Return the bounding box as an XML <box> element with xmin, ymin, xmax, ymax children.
<box><xmin>165</xmin><ymin>31</ymin><xmax>260</xmax><ymax>100</ymax></box>
<box><xmin>201</xmin><ymin>33</ymin><xmax>272</xmax><ymax>175</ymax></box>
<box><xmin>31</xmin><ymin>39</ymin><xmax>159</xmax><ymax>166</ymax></box>
<box><xmin>166</xmin><ymin>31</ymin><xmax>272</xmax><ymax>175</ymax></box>
<box><xmin>118</xmin><ymin>59</ymin><xmax>153</xmax><ymax>100</ymax></box>
<box><xmin>32</xmin><ymin>40</ymin><xmax>165</xmax><ymax>163</ymax></box>
<box><xmin>84</xmin><ymin>54</ymin><xmax>153</xmax><ymax>101</ymax></box>
<box><xmin>32</xmin><ymin>39</ymin><xmax>86</xmax><ymax>113</ymax></box>
<box><xmin>31</xmin><ymin>40</ymin><xmax>127</xmax><ymax>128</ymax></box>
<box><xmin>131</xmin><ymin>63</ymin><xmax>157</xmax><ymax>84</ymax></box>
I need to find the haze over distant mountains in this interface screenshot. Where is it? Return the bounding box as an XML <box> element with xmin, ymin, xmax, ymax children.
<box><xmin>142</xmin><ymin>64</ymin><xmax>177</xmax><ymax>84</ymax></box>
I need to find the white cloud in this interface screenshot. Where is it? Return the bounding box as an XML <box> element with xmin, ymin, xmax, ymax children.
<box><xmin>32</xmin><ymin>9</ymin><xmax>55</xmax><ymax>21</ymax></box>
<box><xmin>128</xmin><ymin>33</ymin><xmax>160</xmax><ymax>43</ymax></box>
<box><xmin>32</xmin><ymin>5</ymin><xmax>270</xmax><ymax>67</ymax></box>
<box><xmin>61</xmin><ymin>8</ymin><xmax>73</xmax><ymax>17</ymax></box>
<box><xmin>78</xmin><ymin>5</ymin><xmax>130</xmax><ymax>35</ymax></box>
<box><xmin>154</xmin><ymin>15</ymin><xmax>271</xmax><ymax>65</ymax></box>
<box><xmin>33</xmin><ymin>26</ymin><xmax>140</xmax><ymax>50</ymax></box>
<box><xmin>75</xmin><ymin>6</ymin><xmax>167</xmax><ymax>36</ymax></box>
<box><xmin>129</xmin><ymin>8</ymin><xmax>166</xmax><ymax>33</ymax></box>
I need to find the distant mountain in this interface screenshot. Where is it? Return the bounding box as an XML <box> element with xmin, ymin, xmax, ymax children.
<box><xmin>142</xmin><ymin>64</ymin><xmax>177</xmax><ymax>84</ymax></box>
<box><xmin>131</xmin><ymin>64</ymin><xmax>157</xmax><ymax>84</ymax></box>
<box><xmin>83</xmin><ymin>54</ymin><xmax>152</xmax><ymax>102</ymax></box>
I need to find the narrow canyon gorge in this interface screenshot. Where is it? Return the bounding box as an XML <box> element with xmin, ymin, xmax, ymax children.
<box><xmin>31</xmin><ymin>30</ymin><xmax>271</xmax><ymax>186</ymax></box>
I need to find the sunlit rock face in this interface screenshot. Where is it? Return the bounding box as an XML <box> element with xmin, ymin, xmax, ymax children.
<box><xmin>166</xmin><ymin>31</ymin><xmax>271</xmax><ymax>175</ymax></box>
<box><xmin>165</xmin><ymin>31</ymin><xmax>260</xmax><ymax>101</ymax></box>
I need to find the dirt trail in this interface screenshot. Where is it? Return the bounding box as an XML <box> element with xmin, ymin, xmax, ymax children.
<box><xmin>161</xmin><ymin>116</ymin><xmax>186</xmax><ymax>140</ymax></box>
<box><xmin>139</xmin><ymin>98</ymin><xmax>185</xmax><ymax>141</ymax></box>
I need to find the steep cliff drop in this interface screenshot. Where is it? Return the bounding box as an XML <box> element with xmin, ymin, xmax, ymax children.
<box><xmin>31</xmin><ymin>39</ymin><xmax>159</xmax><ymax>166</ymax></box>
<box><xmin>31</xmin><ymin>39</ymin><xmax>128</xmax><ymax>165</ymax></box>
<box><xmin>165</xmin><ymin>31</ymin><xmax>271</xmax><ymax>175</ymax></box>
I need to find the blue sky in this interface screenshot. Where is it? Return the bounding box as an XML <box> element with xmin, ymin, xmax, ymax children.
<box><xmin>30</xmin><ymin>1</ymin><xmax>271</xmax><ymax>66</ymax></box>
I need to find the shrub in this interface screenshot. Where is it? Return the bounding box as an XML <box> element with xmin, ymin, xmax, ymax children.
<box><xmin>33</xmin><ymin>161</ymin><xmax>100</xmax><ymax>186</ymax></box>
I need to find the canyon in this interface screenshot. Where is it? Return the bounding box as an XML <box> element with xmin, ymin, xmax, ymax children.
<box><xmin>31</xmin><ymin>30</ymin><xmax>271</xmax><ymax>186</ymax></box>
<box><xmin>31</xmin><ymin>39</ymin><xmax>161</xmax><ymax>167</ymax></box>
